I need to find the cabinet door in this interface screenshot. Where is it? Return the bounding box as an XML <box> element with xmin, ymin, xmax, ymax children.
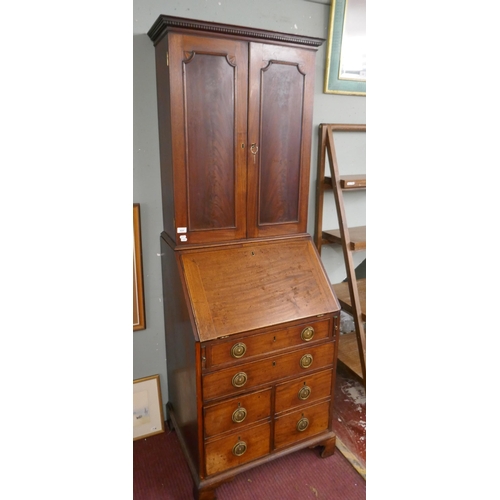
<box><xmin>247</xmin><ymin>43</ymin><xmax>316</xmax><ymax>238</ymax></box>
<box><xmin>168</xmin><ymin>33</ymin><xmax>248</xmax><ymax>245</ymax></box>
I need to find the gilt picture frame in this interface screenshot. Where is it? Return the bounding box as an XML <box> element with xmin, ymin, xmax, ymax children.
<box><xmin>133</xmin><ymin>375</ymin><xmax>165</xmax><ymax>440</ymax></box>
<box><xmin>133</xmin><ymin>203</ymin><xmax>146</xmax><ymax>331</ymax></box>
<box><xmin>324</xmin><ymin>0</ymin><xmax>366</xmax><ymax>95</ymax></box>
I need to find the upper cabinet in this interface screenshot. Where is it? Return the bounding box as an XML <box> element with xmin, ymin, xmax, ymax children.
<box><xmin>148</xmin><ymin>16</ymin><xmax>323</xmax><ymax>246</ymax></box>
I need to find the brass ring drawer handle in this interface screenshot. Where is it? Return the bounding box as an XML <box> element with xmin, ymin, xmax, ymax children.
<box><xmin>232</xmin><ymin>372</ymin><xmax>248</xmax><ymax>388</ymax></box>
<box><xmin>231</xmin><ymin>342</ymin><xmax>247</xmax><ymax>358</ymax></box>
<box><xmin>298</xmin><ymin>385</ymin><xmax>311</xmax><ymax>401</ymax></box>
<box><xmin>232</xmin><ymin>440</ymin><xmax>247</xmax><ymax>456</ymax></box>
<box><xmin>299</xmin><ymin>354</ymin><xmax>313</xmax><ymax>369</ymax></box>
<box><xmin>301</xmin><ymin>326</ymin><xmax>315</xmax><ymax>341</ymax></box>
<box><xmin>232</xmin><ymin>407</ymin><xmax>247</xmax><ymax>423</ymax></box>
<box><xmin>296</xmin><ymin>417</ymin><xmax>309</xmax><ymax>432</ymax></box>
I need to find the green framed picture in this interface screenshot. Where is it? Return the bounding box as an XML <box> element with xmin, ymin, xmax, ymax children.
<box><xmin>324</xmin><ymin>0</ymin><xmax>366</xmax><ymax>96</ymax></box>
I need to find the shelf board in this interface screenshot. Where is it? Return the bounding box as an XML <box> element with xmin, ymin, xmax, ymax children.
<box><xmin>340</xmin><ymin>175</ymin><xmax>366</xmax><ymax>189</ymax></box>
<box><xmin>323</xmin><ymin>174</ymin><xmax>366</xmax><ymax>190</ymax></box>
<box><xmin>322</xmin><ymin>226</ymin><xmax>366</xmax><ymax>250</ymax></box>
<box><xmin>337</xmin><ymin>332</ymin><xmax>363</xmax><ymax>380</ymax></box>
<box><xmin>332</xmin><ymin>279</ymin><xmax>366</xmax><ymax>321</ymax></box>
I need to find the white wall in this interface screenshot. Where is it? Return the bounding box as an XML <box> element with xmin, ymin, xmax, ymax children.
<box><xmin>133</xmin><ymin>0</ymin><xmax>366</xmax><ymax>405</ymax></box>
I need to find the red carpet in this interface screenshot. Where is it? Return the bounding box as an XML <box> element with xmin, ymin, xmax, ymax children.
<box><xmin>134</xmin><ymin>422</ymin><xmax>366</xmax><ymax>499</ymax></box>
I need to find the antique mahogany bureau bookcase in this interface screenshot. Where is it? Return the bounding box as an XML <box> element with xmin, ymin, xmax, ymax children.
<box><xmin>147</xmin><ymin>15</ymin><xmax>341</xmax><ymax>500</ymax></box>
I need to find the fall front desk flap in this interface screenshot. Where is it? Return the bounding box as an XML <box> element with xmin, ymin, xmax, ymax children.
<box><xmin>179</xmin><ymin>236</ymin><xmax>340</xmax><ymax>342</ymax></box>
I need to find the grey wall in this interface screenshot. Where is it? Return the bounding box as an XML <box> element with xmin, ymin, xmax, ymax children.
<box><xmin>133</xmin><ymin>0</ymin><xmax>366</xmax><ymax>406</ymax></box>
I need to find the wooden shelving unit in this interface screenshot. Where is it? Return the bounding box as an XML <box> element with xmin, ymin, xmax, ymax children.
<box><xmin>314</xmin><ymin>123</ymin><xmax>366</xmax><ymax>383</ymax></box>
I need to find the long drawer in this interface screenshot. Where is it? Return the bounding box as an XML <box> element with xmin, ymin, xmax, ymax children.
<box><xmin>206</xmin><ymin>318</ymin><xmax>331</xmax><ymax>368</ymax></box>
<box><xmin>204</xmin><ymin>421</ymin><xmax>271</xmax><ymax>476</ymax></box>
<box><xmin>202</xmin><ymin>342</ymin><xmax>335</xmax><ymax>401</ymax></box>
<box><xmin>274</xmin><ymin>400</ymin><xmax>331</xmax><ymax>449</ymax></box>
<box><xmin>203</xmin><ymin>388</ymin><xmax>272</xmax><ymax>438</ymax></box>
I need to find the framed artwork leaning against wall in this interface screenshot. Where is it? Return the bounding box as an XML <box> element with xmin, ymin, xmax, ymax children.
<box><xmin>133</xmin><ymin>375</ymin><xmax>165</xmax><ymax>440</ymax></box>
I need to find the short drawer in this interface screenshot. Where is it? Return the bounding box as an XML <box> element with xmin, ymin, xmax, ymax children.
<box><xmin>203</xmin><ymin>342</ymin><xmax>335</xmax><ymax>401</ymax></box>
<box><xmin>206</xmin><ymin>318</ymin><xmax>331</xmax><ymax>368</ymax></box>
<box><xmin>204</xmin><ymin>421</ymin><xmax>271</xmax><ymax>476</ymax></box>
<box><xmin>274</xmin><ymin>400</ymin><xmax>331</xmax><ymax>449</ymax></box>
<box><xmin>275</xmin><ymin>369</ymin><xmax>333</xmax><ymax>414</ymax></box>
<box><xmin>203</xmin><ymin>388</ymin><xmax>272</xmax><ymax>438</ymax></box>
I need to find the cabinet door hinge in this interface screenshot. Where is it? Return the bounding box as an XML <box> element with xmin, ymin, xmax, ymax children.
<box><xmin>166</xmin><ymin>52</ymin><xmax>169</xmax><ymax>66</ymax></box>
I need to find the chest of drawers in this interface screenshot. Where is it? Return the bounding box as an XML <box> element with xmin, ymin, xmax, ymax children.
<box><xmin>160</xmin><ymin>234</ymin><xmax>340</xmax><ymax>499</ymax></box>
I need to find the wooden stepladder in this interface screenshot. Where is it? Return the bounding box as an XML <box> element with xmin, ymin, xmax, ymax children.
<box><xmin>314</xmin><ymin>123</ymin><xmax>366</xmax><ymax>383</ymax></box>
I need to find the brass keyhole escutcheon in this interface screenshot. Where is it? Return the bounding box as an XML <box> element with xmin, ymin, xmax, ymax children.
<box><xmin>232</xmin><ymin>440</ymin><xmax>247</xmax><ymax>456</ymax></box>
<box><xmin>232</xmin><ymin>407</ymin><xmax>247</xmax><ymax>423</ymax></box>
<box><xmin>232</xmin><ymin>372</ymin><xmax>248</xmax><ymax>388</ymax></box>
<box><xmin>296</xmin><ymin>417</ymin><xmax>309</xmax><ymax>432</ymax></box>
<box><xmin>250</xmin><ymin>143</ymin><xmax>259</xmax><ymax>164</ymax></box>
<box><xmin>301</xmin><ymin>326</ymin><xmax>315</xmax><ymax>341</ymax></box>
<box><xmin>299</xmin><ymin>354</ymin><xmax>313</xmax><ymax>369</ymax></box>
<box><xmin>298</xmin><ymin>385</ymin><xmax>311</xmax><ymax>401</ymax></box>
<box><xmin>231</xmin><ymin>342</ymin><xmax>247</xmax><ymax>359</ymax></box>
